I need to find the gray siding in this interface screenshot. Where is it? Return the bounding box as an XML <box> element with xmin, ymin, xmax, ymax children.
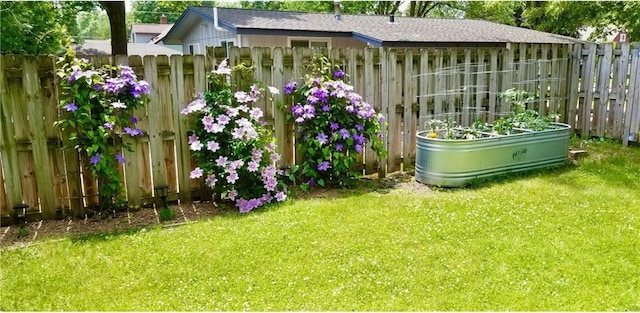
<box><xmin>132</xmin><ymin>33</ymin><xmax>157</xmax><ymax>43</ymax></box>
<box><xmin>240</xmin><ymin>35</ymin><xmax>366</xmax><ymax>49</ymax></box>
<box><xmin>182</xmin><ymin>21</ymin><xmax>235</xmax><ymax>54</ymax></box>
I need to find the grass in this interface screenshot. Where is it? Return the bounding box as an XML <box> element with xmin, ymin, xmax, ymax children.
<box><xmin>1</xmin><ymin>139</ymin><xmax>639</xmax><ymax>311</ymax></box>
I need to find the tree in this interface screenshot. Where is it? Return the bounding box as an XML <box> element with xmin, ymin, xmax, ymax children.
<box><xmin>77</xmin><ymin>11</ymin><xmax>112</xmax><ymax>41</ymax></box>
<box><xmin>0</xmin><ymin>1</ymin><xmax>65</xmax><ymax>54</ymax></box>
<box><xmin>99</xmin><ymin>1</ymin><xmax>127</xmax><ymax>55</ymax></box>
<box><xmin>132</xmin><ymin>1</ymin><xmax>216</xmax><ymax>24</ymax></box>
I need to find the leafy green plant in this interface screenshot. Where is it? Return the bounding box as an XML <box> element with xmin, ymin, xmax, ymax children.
<box><xmin>56</xmin><ymin>45</ymin><xmax>150</xmax><ymax>215</ymax></box>
<box><xmin>158</xmin><ymin>207</ymin><xmax>175</xmax><ymax>222</ymax></box>
<box><xmin>181</xmin><ymin>60</ymin><xmax>287</xmax><ymax>213</ymax></box>
<box><xmin>282</xmin><ymin>56</ymin><xmax>386</xmax><ymax>190</ymax></box>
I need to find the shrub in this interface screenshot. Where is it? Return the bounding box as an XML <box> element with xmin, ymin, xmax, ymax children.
<box><xmin>282</xmin><ymin>56</ymin><xmax>386</xmax><ymax>190</ymax></box>
<box><xmin>182</xmin><ymin>60</ymin><xmax>287</xmax><ymax>213</ymax></box>
<box><xmin>56</xmin><ymin>46</ymin><xmax>149</xmax><ymax>214</ymax></box>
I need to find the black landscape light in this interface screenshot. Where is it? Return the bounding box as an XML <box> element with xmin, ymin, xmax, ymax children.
<box><xmin>13</xmin><ymin>203</ymin><xmax>29</xmax><ymax>237</ymax></box>
<box><xmin>154</xmin><ymin>184</ymin><xmax>169</xmax><ymax>209</ymax></box>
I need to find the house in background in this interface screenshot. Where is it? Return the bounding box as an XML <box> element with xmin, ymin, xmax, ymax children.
<box><xmin>612</xmin><ymin>29</ymin><xmax>628</xmax><ymax>43</ymax></box>
<box><xmin>130</xmin><ymin>15</ymin><xmax>183</xmax><ymax>52</ymax></box>
<box><xmin>154</xmin><ymin>6</ymin><xmax>583</xmax><ymax>55</ymax></box>
<box><xmin>130</xmin><ymin>15</ymin><xmax>172</xmax><ymax>43</ymax></box>
<box><xmin>74</xmin><ymin>40</ymin><xmax>182</xmax><ymax>56</ymax></box>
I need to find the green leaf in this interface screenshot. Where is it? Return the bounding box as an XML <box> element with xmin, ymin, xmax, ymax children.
<box><xmin>318</xmin><ymin>179</ymin><xmax>325</xmax><ymax>187</ymax></box>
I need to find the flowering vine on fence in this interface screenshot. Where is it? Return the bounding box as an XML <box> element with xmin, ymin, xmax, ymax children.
<box><xmin>55</xmin><ymin>45</ymin><xmax>150</xmax><ymax>214</ymax></box>
<box><xmin>182</xmin><ymin>60</ymin><xmax>287</xmax><ymax>213</ymax></box>
<box><xmin>282</xmin><ymin>56</ymin><xmax>387</xmax><ymax>190</ymax></box>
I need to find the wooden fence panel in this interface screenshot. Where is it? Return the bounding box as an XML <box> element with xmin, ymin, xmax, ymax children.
<box><xmin>595</xmin><ymin>43</ymin><xmax>613</xmax><ymax>137</ymax></box>
<box><xmin>611</xmin><ymin>43</ymin><xmax>630</xmax><ymax>139</ymax></box>
<box><xmin>0</xmin><ymin>55</ymin><xmax>23</xmax><ymax>215</ymax></box>
<box><xmin>625</xmin><ymin>45</ymin><xmax>640</xmax><ymax>146</ymax></box>
<box><xmin>170</xmin><ymin>55</ymin><xmax>192</xmax><ymax>204</ymax></box>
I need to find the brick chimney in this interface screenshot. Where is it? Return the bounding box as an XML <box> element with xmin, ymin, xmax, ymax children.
<box><xmin>160</xmin><ymin>14</ymin><xmax>168</xmax><ymax>24</ymax></box>
<box><xmin>334</xmin><ymin>0</ymin><xmax>342</xmax><ymax>21</ymax></box>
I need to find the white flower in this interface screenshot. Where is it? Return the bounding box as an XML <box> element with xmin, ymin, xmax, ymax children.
<box><xmin>267</xmin><ymin>86</ymin><xmax>280</xmax><ymax>95</ymax></box>
<box><xmin>213</xmin><ymin>59</ymin><xmax>232</xmax><ymax>75</ymax></box>
<box><xmin>111</xmin><ymin>101</ymin><xmax>127</xmax><ymax>109</ymax></box>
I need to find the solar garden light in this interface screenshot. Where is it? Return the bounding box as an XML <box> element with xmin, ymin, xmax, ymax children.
<box><xmin>13</xmin><ymin>203</ymin><xmax>29</xmax><ymax>237</ymax></box>
<box><xmin>154</xmin><ymin>184</ymin><xmax>174</xmax><ymax>222</ymax></box>
<box><xmin>154</xmin><ymin>184</ymin><xmax>169</xmax><ymax>209</ymax></box>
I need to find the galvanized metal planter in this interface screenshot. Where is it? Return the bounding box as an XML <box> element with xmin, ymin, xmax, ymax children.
<box><xmin>415</xmin><ymin>123</ymin><xmax>571</xmax><ymax>187</ymax></box>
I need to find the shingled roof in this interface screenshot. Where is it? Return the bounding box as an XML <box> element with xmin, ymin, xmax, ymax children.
<box><xmin>160</xmin><ymin>6</ymin><xmax>584</xmax><ymax>48</ymax></box>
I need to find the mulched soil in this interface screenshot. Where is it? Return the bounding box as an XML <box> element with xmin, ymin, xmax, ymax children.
<box><xmin>0</xmin><ymin>172</ymin><xmax>431</xmax><ymax>249</ymax></box>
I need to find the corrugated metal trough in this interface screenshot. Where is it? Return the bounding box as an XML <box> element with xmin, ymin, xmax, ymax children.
<box><xmin>415</xmin><ymin>123</ymin><xmax>571</xmax><ymax>187</ymax></box>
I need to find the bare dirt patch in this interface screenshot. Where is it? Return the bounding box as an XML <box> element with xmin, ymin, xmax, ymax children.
<box><xmin>1</xmin><ymin>172</ymin><xmax>431</xmax><ymax>249</ymax></box>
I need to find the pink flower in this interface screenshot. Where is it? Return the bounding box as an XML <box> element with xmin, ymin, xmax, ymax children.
<box><xmin>207</xmin><ymin>141</ymin><xmax>220</xmax><ymax>152</ymax></box>
<box><xmin>190</xmin><ymin>167</ymin><xmax>203</xmax><ymax>179</ymax></box>
<box><xmin>216</xmin><ymin>156</ymin><xmax>228</xmax><ymax>167</ymax></box>
<box><xmin>275</xmin><ymin>192</ymin><xmax>287</xmax><ymax>202</ymax></box>
<box><xmin>205</xmin><ymin>174</ymin><xmax>217</xmax><ymax>188</ymax></box>
<box><xmin>217</xmin><ymin>114</ymin><xmax>230</xmax><ymax>125</ymax></box>
<box><xmin>190</xmin><ymin>139</ymin><xmax>203</xmax><ymax>151</ymax></box>
<box><xmin>248</xmin><ymin>160</ymin><xmax>259</xmax><ymax>172</ymax></box>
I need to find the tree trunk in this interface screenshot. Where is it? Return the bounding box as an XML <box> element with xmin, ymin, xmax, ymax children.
<box><xmin>100</xmin><ymin>1</ymin><xmax>127</xmax><ymax>56</ymax></box>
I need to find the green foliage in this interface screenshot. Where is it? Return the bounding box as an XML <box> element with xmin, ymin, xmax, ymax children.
<box><xmin>283</xmin><ymin>56</ymin><xmax>386</xmax><ymax>189</ymax></box>
<box><xmin>76</xmin><ymin>11</ymin><xmax>112</xmax><ymax>41</ymax></box>
<box><xmin>158</xmin><ymin>207</ymin><xmax>175</xmax><ymax>222</ymax></box>
<box><xmin>56</xmin><ymin>44</ymin><xmax>150</xmax><ymax>214</ymax></box>
<box><xmin>0</xmin><ymin>1</ymin><xmax>66</xmax><ymax>54</ymax></box>
<box><xmin>132</xmin><ymin>1</ymin><xmax>216</xmax><ymax>23</ymax></box>
<box><xmin>461</xmin><ymin>1</ymin><xmax>640</xmax><ymax>40</ymax></box>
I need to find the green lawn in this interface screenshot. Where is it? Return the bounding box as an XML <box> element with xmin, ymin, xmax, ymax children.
<box><xmin>1</xmin><ymin>139</ymin><xmax>639</xmax><ymax>311</ymax></box>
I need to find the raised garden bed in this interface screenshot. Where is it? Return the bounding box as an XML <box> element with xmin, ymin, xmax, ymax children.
<box><xmin>415</xmin><ymin>122</ymin><xmax>571</xmax><ymax>187</ymax></box>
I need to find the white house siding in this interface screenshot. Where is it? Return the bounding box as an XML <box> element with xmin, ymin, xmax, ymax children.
<box><xmin>182</xmin><ymin>21</ymin><xmax>235</xmax><ymax>54</ymax></box>
<box><xmin>240</xmin><ymin>35</ymin><xmax>367</xmax><ymax>49</ymax></box>
<box><xmin>132</xmin><ymin>33</ymin><xmax>157</xmax><ymax>43</ymax></box>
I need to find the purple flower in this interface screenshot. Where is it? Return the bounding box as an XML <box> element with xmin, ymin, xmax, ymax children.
<box><xmin>308</xmin><ymin>178</ymin><xmax>316</xmax><ymax>186</ymax></box>
<box><xmin>339</xmin><ymin>128</ymin><xmax>350</xmax><ymax>139</ymax></box>
<box><xmin>355</xmin><ymin>144</ymin><xmax>363</xmax><ymax>153</ymax></box>
<box><xmin>93</xmin><ymin>84</ymin><xmax>103</xmax><ymax>91</ymax></box>
<box><xmin>354</xmin><ymin>133</ymin><xmax>365</xmax><ymax>145</ymax></box>
<box><xmin>90</xmin><ymin>153</ymin><xmax>101</xmax><ymax>166</ymax></box>
<box><xmin>115</xmin><ymin>154</ymin><xmax>126</xmax><ymax>164</ymax></box>
<box><xmin>321</xmin><ymin>104</ymin><xmax>330</xmax><ymax>112</ymax></box>
<box><xmin>333</xmin><ymin>70</ymin><xmax>345</xmax><ymax>78</ymax></box>
<box><xmin>64</xmin><ymin>103</ymin><xmax>78</xmax><ymax>112</ymax></box>
<box><xmin>355</xmin><ymin>123</ymin><xmax>364</xmax><ymax>131</ymax></box>
<box><xmin>378</xmin><ymin>114</ymin><xmax>386</xmax><ymax>123</ymax></box>
<box><xmin>124</xmin><ymin>127</ymin><xmax>143</xmax><ymax>136</ymax></box>
<box><xmin>336</xmin><ymin>143</ymin><xmax>344</xmax><ymax>152</ymax></box>
<box><xmin>284</xmin><ymin>81</ymin><xmax>297</xmax><ymax>94</ymax></box>
<box><xmin>131</xmin><ymin>81</ymin><xmax>150</xmax><ymax>98</ymax></box>
<box><xmin>291</xmin><ymin>104</ymin><xmax>304</xmax><ymax>116</ymax></box>
<box><xmin>130</xmin><ymin>115</ymin><xmax>138</xmax><ymax>124</ymax></box>
<box><xmin>330</xmin><ymin>122</ymin><xmax>340</xmax><ymax>131</ymax></box>
<box><xmin>104</xmin><ymin>122</ymin><xmax>114</xmax><ymax>130</ymax></box>
<box><xmin>317</xmin><ymin>161</ymin><xmax>331</xmax><ymax>171</ymax></box>
<box><xmin>316</xmin><ymin>132</ymin><xmax>328</xmax><ymax>145</ymax></box>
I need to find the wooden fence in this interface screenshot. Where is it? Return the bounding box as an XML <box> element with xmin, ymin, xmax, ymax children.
<box><xmin>1</xmin><ymin>42</ymin><xmax>639</xmax><ymax>223</ymax></box>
